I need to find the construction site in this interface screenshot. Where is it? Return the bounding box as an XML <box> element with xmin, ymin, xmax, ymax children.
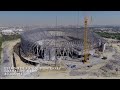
<box><xmin>19</xmin><ymin>18</ymin><xmax>106</xmax><ymax>66</ymax></box>
<box><xmin>1</xmin><ymin>16</ymin><xmax>120</xmax><ymax>79</ymax></box>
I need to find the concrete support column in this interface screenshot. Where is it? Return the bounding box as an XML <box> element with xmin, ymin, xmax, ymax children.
<box><xmin>103</xmin><ymin>43</ymin><xmax>106</xmax><ymax>53</ymax></box>
<box><xmin>44</xmin><ymin>49</ymin><xmax>50</xmax><ymax>61</ymax></box>
<box><xmin>50</xmin><ymin>48</ymin><xmax>56</xmax><ymax>61</ymax></box>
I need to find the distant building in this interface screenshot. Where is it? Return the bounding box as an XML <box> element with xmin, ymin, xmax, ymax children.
<box><xmin>1</xmin><ymin>28</ymin><xmax>24</xmax><ymax>35</ymax></box>
<box><xmin>14</xmin><ymin>29</ymin><xmax>23</xmax><ymax>34</ymax></box>
<box><xmin>1</xmin><ymin>29</ymin><xmax>15</xmax><ymax>35</ymax></box>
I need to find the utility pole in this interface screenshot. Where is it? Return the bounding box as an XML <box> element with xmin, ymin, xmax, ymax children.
<box><xmin>77</xmin><ymin>11</ymin><xmax>79</xmax><ymax>29</ymax></box>
<box><xmin>55</xmin><ymin>16</ymin><xmax>57</xmax><ymax>66</ymax></box>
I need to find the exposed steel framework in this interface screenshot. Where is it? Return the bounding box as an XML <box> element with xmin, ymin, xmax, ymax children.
<box><xmin>20</xmin><ymin>27</ymin><xmax>105</xmax><ymax>63</ymax></box>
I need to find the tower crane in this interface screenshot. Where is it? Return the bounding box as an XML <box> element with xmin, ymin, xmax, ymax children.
<box><xmin>83</xmin><ymin>16</ymin><xmax>92</xmax><ymax>63</ymax></box>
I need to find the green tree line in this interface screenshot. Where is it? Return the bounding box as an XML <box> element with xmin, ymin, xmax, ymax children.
<box><xmin>95</xmin><ymin>32</ymin><xmax>120</xmax><ymax>40</ymax></box>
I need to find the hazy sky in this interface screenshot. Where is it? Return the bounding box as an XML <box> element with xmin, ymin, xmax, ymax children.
<box><xmin>0</xmin><ymin>11</ymin><xmax>120</xmax><ymax>26</ymax></box>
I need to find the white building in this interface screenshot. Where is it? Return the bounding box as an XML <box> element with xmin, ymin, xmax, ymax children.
<box><xmin>1</xmin><ymin>28</ymin><xmax>24</xmax><ymax>35</ymax></box>
<box><xmin>14</xmin><ymin>29</ymin><xmax>23</xmax><ymax>34</ymax></box>
<box><xmin>1</xmin><ymin>29</ymin><xmax>15</xmax><ymax>35</ymax></box>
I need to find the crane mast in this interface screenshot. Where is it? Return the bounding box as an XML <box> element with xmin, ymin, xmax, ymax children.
<box><xmin>83</xmin><ymin>16</ymin><xmax>89</xmax><ymax>63</ymax></box>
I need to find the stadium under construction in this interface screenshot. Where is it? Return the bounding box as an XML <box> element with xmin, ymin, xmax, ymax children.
<box><xmin>13</xmin><ymin>16</ymin><xmax>106</xmax><ymax>67</ymax></box>
<box><xmin>19</xmin><ymin>27</ymin><xmax>106</xmax><ymax>66</ymax></box>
